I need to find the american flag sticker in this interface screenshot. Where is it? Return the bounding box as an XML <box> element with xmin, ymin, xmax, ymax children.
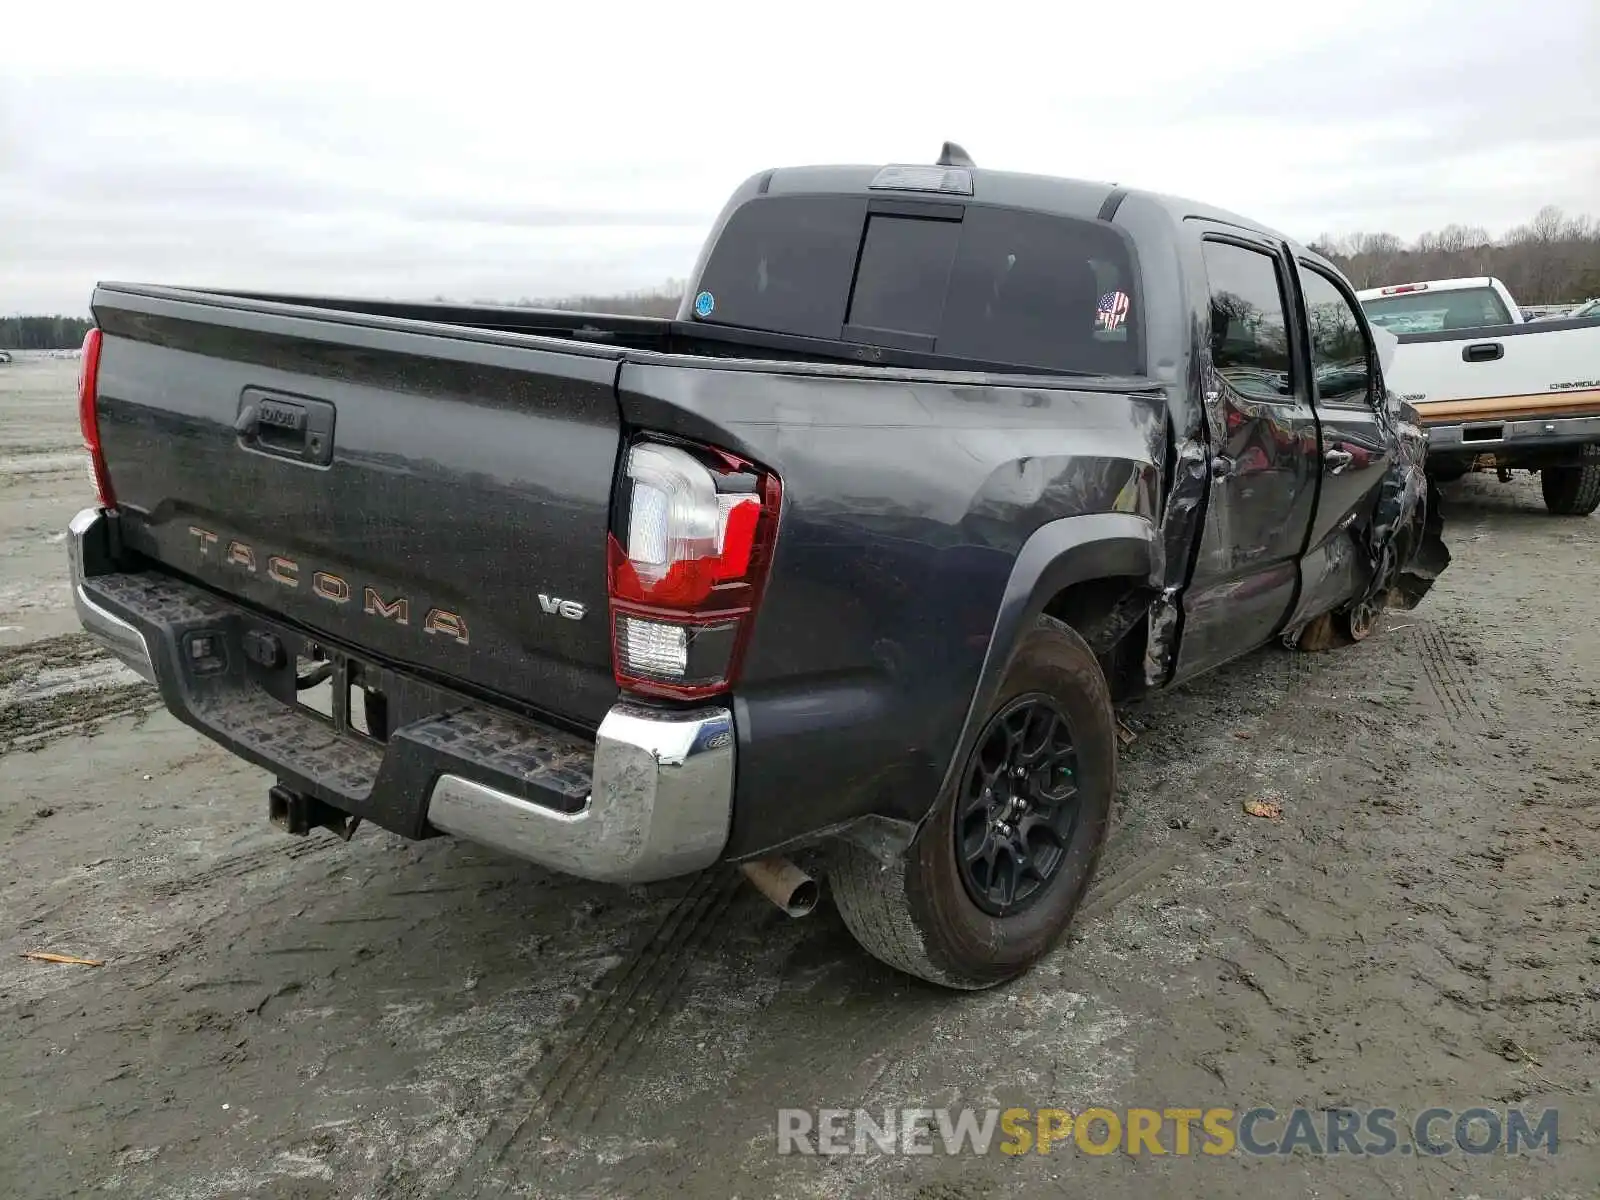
<box><xmin>1096</xmin><ymin>290</ymin><xmax>1130</xmax><ymax>331</ymax></box>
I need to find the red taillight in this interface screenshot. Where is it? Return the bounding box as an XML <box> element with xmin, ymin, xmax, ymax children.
<box><xmin>1380</xmin><ymin>283</ymin><xmax>1429</xmax><ymax>296</ymax></box>
<box><xmin>607</xmin><ymin>440</ymin><xmax>781</xmax><ymax>700</ymax></box>
<box><xmin>77</xmin><ymin>327</ymin><xmax>115</xmax><ymax>506</ymax></box>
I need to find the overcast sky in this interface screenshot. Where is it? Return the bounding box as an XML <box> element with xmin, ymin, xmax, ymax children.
<box><xmin>2</xmin><ymin>0</ymin><xmax>1596</xmax><ymax>315</ymax></box>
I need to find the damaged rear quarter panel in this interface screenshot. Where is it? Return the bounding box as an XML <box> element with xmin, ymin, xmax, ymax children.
<box><xmin>1380</xmin><ymin>395</ymin><xmax>1451</xmax><ymax>608</ymax></box>
<box><xmin>618</xmin><ymin>359</ymin><xmax>1165</xmax><ymax>856</ymax></box>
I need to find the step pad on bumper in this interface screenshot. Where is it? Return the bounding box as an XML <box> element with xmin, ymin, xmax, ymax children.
<box><xmin>78</xmin><ymin>568</ymin><xmax>593</xmax><ymax>831</ymax></box>
<box><xmin>69</xmin><ymin>506</ymin><xmax>733</xmax><ymax>884</ymax></box>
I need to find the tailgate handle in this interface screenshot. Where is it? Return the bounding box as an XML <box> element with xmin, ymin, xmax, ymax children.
<box><xmin>236</xmin><ymin>390</ymin><xmax>335</xmax><ymax>467</ymax></box>
<box><xmin>1462</xmin><ymin>342</ymin><xmax>1503</xmax><ymax>363</ymax></box>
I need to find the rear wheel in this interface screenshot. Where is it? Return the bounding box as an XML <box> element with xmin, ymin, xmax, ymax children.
<box><xmin>1541</xmin><ymin>446</ymin><xmax>1600</xmax><ymax>516</ymax></box>
<box><xmin>830</xmin><ymin>616</ymin><xmax>1115</xmax><ymax>989</ymax></box>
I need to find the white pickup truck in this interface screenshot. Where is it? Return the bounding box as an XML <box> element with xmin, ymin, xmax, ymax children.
<box><xmin>1358</xmin><ymin>276</ymin><xmax>1600</xmax><ymax>515</ymax></box>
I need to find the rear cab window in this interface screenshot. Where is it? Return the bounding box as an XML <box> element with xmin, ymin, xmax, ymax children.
<box><xmin>1361</xmin><ymin>287</ymin><xmax>1512</xmax><ymax>333</ymax></box>
<box><xmin>692</xmin><ymin>196</ymin><xmax>1143</xmax><ymax>376</ymax></box>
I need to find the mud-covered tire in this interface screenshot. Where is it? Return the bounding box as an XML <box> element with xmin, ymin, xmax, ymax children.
<box><xmin>1541</xmin><ymin>446</ymin><xmax>1600</xmax><ymax>516</ymax></box>
<box><xmin>830</xmin><ymin>616</ymin><xmax>1116</xmax><ymax>989</ymax></box>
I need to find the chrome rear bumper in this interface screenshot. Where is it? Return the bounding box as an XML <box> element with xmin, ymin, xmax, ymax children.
<box><xmin>68</xmin><ymin>508</ymin><xmax>156</xmax><ymax>684</ymax></box>
<box><xmin>68</xmin><ymin>505</ymin><xmax>734</xmax><ymax>884</ymax></box>
<box><xmin>426</xmin><ymin>704</ymin><xmax>734</xmax><ymax>883</ymax></box>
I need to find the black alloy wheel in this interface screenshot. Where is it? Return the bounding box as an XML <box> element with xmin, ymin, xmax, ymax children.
<box><xmin>955</xmin><ymin>693</ymin><xmax>1080</xmax><ymax>916</ymax></box>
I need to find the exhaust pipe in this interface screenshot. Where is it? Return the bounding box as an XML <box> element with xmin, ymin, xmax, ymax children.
<box><xmin>740</xmin><ymin>857</ymin><xmax>818</xmax><ymax>917</ymax></box>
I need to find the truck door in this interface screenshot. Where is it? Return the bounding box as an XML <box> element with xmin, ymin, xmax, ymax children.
<box><xmin>1287</xmin><ymin>261</ymin><xmax>1392</xmax><ymax>621</ymax></box>
<box><xmin>1173</xmin><ymin>233</ymin><xmax>1321</xmax><ymax>681</ymax></box>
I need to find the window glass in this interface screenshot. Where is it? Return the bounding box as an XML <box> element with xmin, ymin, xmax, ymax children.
<box><xmin>693</xmin><ymin>195</ymin><xmax>865</xmax><ymax>339</ymax></box>
<box><xmin>1201</xmin><ymin>241</ymin><xmax>1293</xmax><ymax>400</ymax></box>
<box><xmin>691</xmin><ymin>196</ymin><xmax>1144</xmax><ymax>374</ymax></box>
<box><xmin>1300</xmin><ymin>268</ymin><xmax>1373</xmax><ymax>407</ymax></box>
<box><xmin>1360</xmin><ymin>286</ymin><xmax>1511</xmax><ymax>333</ymax></box>
<box><xmin>940</xmin><ymin>206</ymin><xmax>1141</xmax><ymax>375</ymax></box>
<box><xmin>847</xmin><ymin>215</ymin><xmax>960</xmax><ymax>337</ymax></box>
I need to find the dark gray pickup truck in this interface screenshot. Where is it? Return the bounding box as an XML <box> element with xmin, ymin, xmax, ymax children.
<box><xmin>69</xmin><ymin>148</ymin><xmax>1448</xmax><ymax>988</ymax></box>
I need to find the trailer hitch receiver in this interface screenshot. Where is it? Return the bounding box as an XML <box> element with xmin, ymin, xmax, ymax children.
<box><xmin>268</xmin><ymin>784</ymin><xmax>362</xmax><ymax>841</ymax></box>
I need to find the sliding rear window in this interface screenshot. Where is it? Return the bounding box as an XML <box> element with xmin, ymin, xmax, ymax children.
<box><xmin>693</xmin><ymin>196</ymin><xmax>1142</xmax><ymax>375</ymax></box>
<box><xmin>1360</xmin><ymin>286</ymin><xmax>1512</xmax><ymax>333</ymax></box>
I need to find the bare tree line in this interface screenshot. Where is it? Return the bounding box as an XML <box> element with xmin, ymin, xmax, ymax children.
<box><xmin>1310</xmin><ymin>206</ymin><xmax>1600</xmax><ymax>303</ymax></box>
<box><xmin>11</xmin><ymin>205</ymin><xmax>1594</xmax><ymax>349</ymax></box>
<box><xmin>0</xmin><ymin>315</ymin><xmax>93</xmax><ymax>351</ymax></box>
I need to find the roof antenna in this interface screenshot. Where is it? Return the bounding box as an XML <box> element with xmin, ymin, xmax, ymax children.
<box><xmin>937</xmin><ymin>141</ymin><xmax>975</xmax><ymax>168</ymax></box>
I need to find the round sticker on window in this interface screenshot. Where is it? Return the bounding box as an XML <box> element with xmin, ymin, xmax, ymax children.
<box><xmin>693</xmin><ymin>290</ymin><xmax>715</xmax><ymax>318</ymax></box>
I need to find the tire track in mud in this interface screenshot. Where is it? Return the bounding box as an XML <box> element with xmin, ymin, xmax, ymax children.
<box><xmin>0</xmin><ymin>449</ymin><xmax>86</xmax><ymax>477</ymax></box>
<box><xmin>440</xmin><ymin>868</ymin><xmax>748</xmax><ymax>1197</ymax></box>
<box><xmin>1077</xmin><ymin>837</ymin><xmax>1187</xmax><ymax>924</ymax></box>
<box><xmin>623</xmin><ymin>821</ymin><xmax>1195</xmax><ymax>1198</ymax></box>
<box><xmin>2</xmin><ymin>632</ymin><xmax>104</xmax><ymax>679</ymax></box>
<box><xmin>0</xmin><ymin>632</ymin><xmax>158</xmax><ymax>752</ymax></box>
<box><xmin>1408</xmin><ymin>621</ymin><xmax>1493</xmax><ymax>727</ymax></box>
<box><xmin>752</xmin><ymin>824</ymin><xmax>1185</xmax><ymax>1116</ymax></box>
<box><xmin>119</xmin><ymin>839</ymin><xmax>350</xmax><ymax>989</ymax></box>
<box><xmin>1</xmin><ymin>682</ymin><xmax>156</xmax><ymax>751</ymax></box>
<box><xmin>148</xmin><ymin>836</ymin><xmax>342</xmax><ymax>900</ymax></box>
<box><xmin>541</xmin><ymin>874</ymin><xmax>749</xmax><ymax>1133</ymax></box>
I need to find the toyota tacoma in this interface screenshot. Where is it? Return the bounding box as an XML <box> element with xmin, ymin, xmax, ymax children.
<box><xmin>68</xmin><ymin>146</ymin><xmax>1447</xmax><ymax>988</ymax></box>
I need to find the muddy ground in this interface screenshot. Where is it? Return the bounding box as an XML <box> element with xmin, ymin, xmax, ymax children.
<box><xmin>1</xmin><ymin>354</ymin><xmax>1596</xmax><ymax>1198</ymax></box>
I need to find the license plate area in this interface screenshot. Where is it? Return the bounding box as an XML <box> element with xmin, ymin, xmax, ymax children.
<box><xmin>295</xmin><ymin>643</ymin><xmax>390</xmax><ymax>744</ymax></box>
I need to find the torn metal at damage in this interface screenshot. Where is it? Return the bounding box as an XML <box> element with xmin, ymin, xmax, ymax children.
<box><xmin>1144</xmin><ymin>437</ymin><xmax>1209</xmax><ymax>687</ymax></box>
<box><xmin>1371</xmin><ymin>398</ymin><xmax>1450</xmax><ymax>612</ymax></box>
<box><xmin>1391</xmin><ymin>475</ymin><xmax>1451</xmax><ymax>610</ymax></box>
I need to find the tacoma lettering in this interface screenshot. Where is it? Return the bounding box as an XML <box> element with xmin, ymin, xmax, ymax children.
<box><xmin>183</xmin><ymin>529</ymin><xmax>467</xmax><ymax>644</ymax></box>
<box><xmin>364</xmin><ymin>587</ymin><xmax>410</xmax><ymax>625</ymax></box>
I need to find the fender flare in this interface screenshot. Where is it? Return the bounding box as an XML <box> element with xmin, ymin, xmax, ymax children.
<box><xmin>930</xmin><ymin>512</ymin><xmax>1156</xmax><ymax>819</ymax></box>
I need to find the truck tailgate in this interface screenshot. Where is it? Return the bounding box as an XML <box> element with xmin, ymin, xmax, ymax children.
<box><xmin>91</xmin><ymin>288</ymin><xmax>623</xmax><ymax>729</ymax></box>
<box><xmin>1393</xmin><ymin>319</ymin><xmax>1600</xmax><ymax>422</ymax></box>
